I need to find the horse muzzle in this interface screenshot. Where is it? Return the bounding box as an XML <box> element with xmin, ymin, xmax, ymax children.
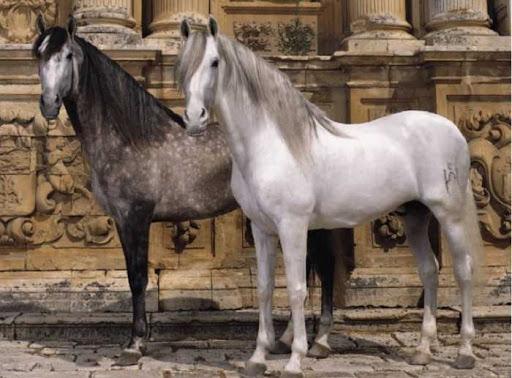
<box><xmin>185</xmin><ymin>124</ymin><xmax>207</xmax><ymax>137</ymax></box>
<box><xmin>39</xmin><ymin>95</ymin><xmax>61</xmax><ymax>120</ymax></box>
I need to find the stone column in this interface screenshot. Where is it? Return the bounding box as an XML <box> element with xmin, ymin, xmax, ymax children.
<box><xmin>145</xmin><ymin>0</ymin><xmax>209</xmax><ymax>51</ymax></box>
<box><xmin>341</xmin><ymin>0</ymin><xmax>421</xmax><ymax>52</ymax></box>
<box><xmin>493</xmin><ymin>0</ymin><xmax>510</xmax><ymax>36</ymax></box>
<box><xmin>73</xmin><ymin>0</ymin><xmax>141</xmax><ymax>46</ymax></box>
<box><xmin>423</xmin><ymin>0</ymin><xmax>498</xmax><ymax>44</ymax></box>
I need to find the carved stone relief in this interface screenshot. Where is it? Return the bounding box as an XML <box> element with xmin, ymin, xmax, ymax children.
<box><xmin>233</xmin><ymin>22</ymin><xmax>273</xmax><ymax>52</ymax></box>
<box><xmin>0</xmin><ymin>103</ymin><xmax>117</xmax><ymax>248</ymax></box>
<box><xmin>373</xmin><ymin>212</ymin><xmax>406</xmax><ymax>251</ymax></box>
<box><xmin>459</xmin><ymin>111</ymin><xmax>511</xmax><ymax>244</ymax></box>
<box><xmin>277</xmin><ymin>18</ymin><xmax>315</xmax><ymax>55</ymax></box>
<box><xmin>0</xmin><ymin>0</ymin><xmax>57</xmax><ymax>43</ymax></box>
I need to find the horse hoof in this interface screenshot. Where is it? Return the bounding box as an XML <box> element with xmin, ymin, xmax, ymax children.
<box><xmin>115</xmin><ymin>348</ymin><xmax>143</xmax><ymax>366</ymax></box>
<box><xmin>307</xmin><ymin>342</ymin><xmax>331</xmax><ymax>359</ymax></box>
<box><xmin>454</xmin><ymin>353</ymin><xmax>476</xmax><ymax>369</ymax></box>
<box><xmin>269</xmin><ymin>340</ymin><xmax>292</xmax><ymax>354</ymax></box>
<box><xmin>281</xmin><ymin>370</ymin><xmax>305</xmax><ymax>378</ymax></box>
<box><xmin>245</xmin><ymin>361</ymin><xmax>267</xmax><ymax>376</ymax></box>
<box><xmin>409</xmin><ymin>350</ymin><xmax>432</xmax><ymax>365</ymax></box>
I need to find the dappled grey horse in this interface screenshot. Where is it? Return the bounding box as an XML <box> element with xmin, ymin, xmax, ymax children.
<box><xmin>32</xmin><ymin>16</ymin><xmax>337</xmax><ymax>365</ymax></box>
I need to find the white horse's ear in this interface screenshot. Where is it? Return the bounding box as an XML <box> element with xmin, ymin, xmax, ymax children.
<box><xmin>36</xmin><ymin>13</ymin><xmax>46</xmax><ymax>35</ymax></box>
<box><xmin>208</xmin><ymin>16</ymin><xmax>218</xmax><ymax>37</ymax></box>
<box><xmin>67</xmin><ymin>15</ymin><xmax>77</xmax><ymax>39</ymax></box>
<box><xmin>180</xmin><ymin>18</ymin><xmax>191</xmax><ymax>40</ymax></box>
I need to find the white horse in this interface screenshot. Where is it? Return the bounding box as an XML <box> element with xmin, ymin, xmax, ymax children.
<box><xmin>177</xmin><ymin>17</ymin><xmax>483</xmax><ymax>377</ymax></box>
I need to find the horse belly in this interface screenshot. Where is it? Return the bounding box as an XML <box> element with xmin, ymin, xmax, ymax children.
<box><xmin>310</xmin><ymin>140</ymin><xmax>418</xmax><ymax>229</ymax></box>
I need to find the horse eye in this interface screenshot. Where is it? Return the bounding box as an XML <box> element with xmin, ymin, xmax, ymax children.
<box><xmin>211</xmin><ymin>59</ymin><xmax>219</xmax><ymax>68</ymax></box>
<box><xmin>66</xmin><ymin>53</ymin><xmax>73</xmax><ymax>60</ymax></box>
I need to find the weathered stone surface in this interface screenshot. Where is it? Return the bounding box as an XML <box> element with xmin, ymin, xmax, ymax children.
<box><xmin>0</xmin><ymin>270</ymin><xmax>158</xmax><ymax>312</ymax></box>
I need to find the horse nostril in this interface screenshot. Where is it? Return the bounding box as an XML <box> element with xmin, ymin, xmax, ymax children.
<box><xmin>55</xmin><ymin>95</ymin><xmax>60</xmax><ymax>104</ymax></box>
<box><xmin>200</xmin><ymin>108</ymin><xmax>206</xmax><ymax>118</ymax></box>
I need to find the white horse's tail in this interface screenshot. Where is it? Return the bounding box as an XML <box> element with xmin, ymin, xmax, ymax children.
<box><xmin>462</xmin><ymin>180</ymin><xmax>486</xmax><ymax>287</ymax></box>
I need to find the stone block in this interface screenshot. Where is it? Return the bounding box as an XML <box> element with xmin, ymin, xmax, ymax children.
<box><xmin>14</xmin><ymin>312</ymin><xmax>132</xmax><ymax>344</ymax></box>
<box><xmin>26</xmin><ymin>248</ymin><xmax>125</xmax><ymax>270</ymax></box>
<box><xmin>0</xmin><ymin>270</ymin><xmax>158</xmax><ymax>312</ymax></box>
<box><xmin>159</xmin><ymin>289</ymin><xmax>214</xmax><ymax>311</ymax></box>
<box><xmin>0</xmin><ymin>252</ymin><xmax>26</xmax><ymax>271</ymax></box>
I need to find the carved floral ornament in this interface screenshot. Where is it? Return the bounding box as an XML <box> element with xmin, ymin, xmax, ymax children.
<box><xmin>233</xmin><ymin>18</ymin><xmax>315</xmax><ymax>55</ymax></box>
<box><xmin>0</xmin><ymin>0</ymin><xmax>57</xmax><ymax>43</ymax></box>
<box><xmin>459</xmin><ymin>111</ymin><xmax>511</xmax><ymax>242</ymax></box>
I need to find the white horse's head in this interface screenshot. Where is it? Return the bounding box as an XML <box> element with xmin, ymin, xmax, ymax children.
<box><xmin>177</xmin><ymin>16</ymin><xmax>220</xmax><ymax>136</ymax></box>
<box><xmin>33</xmin><ymin>15</ymin><xmax>83</xmax><ymax>120</ymax></box>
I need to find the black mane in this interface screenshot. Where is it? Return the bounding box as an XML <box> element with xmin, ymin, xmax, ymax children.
<box><xmin>33</xmin><ymin>27</ymin><xmax>184</xmax><ymax>146</ymax></box>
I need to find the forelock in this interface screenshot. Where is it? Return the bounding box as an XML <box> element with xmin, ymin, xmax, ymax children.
<box><xmin>175</xmin><ymin>32</ymin><xmax>207</xmax><ymax>89</ymax></box>
<box><xmin>32</xmin><ymin>27</ymin><xmax>69</xmax><ymax>60</ymax></box>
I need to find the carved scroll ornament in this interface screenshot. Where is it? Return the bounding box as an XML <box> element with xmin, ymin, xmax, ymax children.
<box><xmin>0</xmin><ymin>0</ymin><xmax>57</xmax><ymax>43</ymax></box>
<box><xmin>459</xmin><ymin>111</ymin><xmax>511</xmax><ymax>242</ymax></box>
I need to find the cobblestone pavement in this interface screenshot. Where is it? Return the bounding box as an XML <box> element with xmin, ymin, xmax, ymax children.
<box><xmin>0</xmin><ymin>331</ymin><xmax>510</xmax><ymax>378</ymax></box>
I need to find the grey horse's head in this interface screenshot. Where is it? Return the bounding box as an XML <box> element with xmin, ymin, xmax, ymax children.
<box><xmin>33</xmin><ymin>15</ymin><xmax>83</xmax><ymax>120</ymax></box>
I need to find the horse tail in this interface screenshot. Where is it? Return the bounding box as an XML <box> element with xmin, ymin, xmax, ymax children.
<box><xmin>462</xmin><ymin>180</ymin><xmax>486</xmax><ymax>287</ymax></box>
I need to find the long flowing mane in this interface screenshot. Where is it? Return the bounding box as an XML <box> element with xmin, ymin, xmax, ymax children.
<box><xmin>34</xmin><ymin>27</ymin><xmax>184</xmax><ymax>146</ymax></box>
<box><xmin>176</xmin><ymin>32</ymin><xmax>344</xmax><ymax>160</ymax></box>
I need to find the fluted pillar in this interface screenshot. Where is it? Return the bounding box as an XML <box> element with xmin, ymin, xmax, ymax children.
<box><xmin>341</xmin><ymin>0</ymin><xmax>420</xmax><ymax>52</ymax></box>
<box><xmin>424</xmin><ymin>0</ymin><xmax>497</xmax><ymax>44</ymax></box>
<box><xmin>73</xmin><ymin>0</ymin><xmax>141</xmax><ymax>45</ymax></box>
<box><xmin>145</xmin><ymin>0</ymin><xmax>209</xmax><ymax>51</ymax></box>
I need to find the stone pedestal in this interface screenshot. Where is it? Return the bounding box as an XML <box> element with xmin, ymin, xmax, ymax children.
<box><xmin>423</xmin><ymin>0</ymin><xmax>501</xmax><ymax>46</ymax></box>
<box><xmin>73</xmin><ymin>0</ymin><xmax>141</xmax><ymax>46</ymax></box>
<box><xmin>145</xmin><ymin>0</ymin><xmax>209</xmax><ymax>52</ymax></box>
<box><xmin>341</xmin><ymin>0</ymin><xmax>422</xmax><ymax>52</ymax></box>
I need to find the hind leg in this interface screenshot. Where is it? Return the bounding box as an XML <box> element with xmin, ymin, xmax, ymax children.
<box><xmin>404</xmin><ymin>203</ymin><xmax>439</xmax><ymax>365</ymax></box>
<box><xmin>430</xmin><ymin>205</ymin><xmax>476</xmax><ymax>369</ymax></box>
<box><xmin>308</xmin><ymin>230</ymin><xmax>334</xmax><ymax>359</ymax></box>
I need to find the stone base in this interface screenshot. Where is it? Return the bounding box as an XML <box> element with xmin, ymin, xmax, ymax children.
<box><xmin>344</xmin><ymin>267</ymin><xmax>511</xmax><ymax>308</ymax></box>
<box><xmin>77</xmin><ymin>25</ymin><xmax>142</xmax><ymax>47</ymax></box>
<box><xmin>143</xmin><ymin>34</ymin><xmax>182</xmax><ymax>54</ymax></box>
<box><xmin>424</xmin><ymin>27</ymin><xmax>509</xmax><ymax>49</ymax></box>
<box><xmin>340</xmin><ymin>34</ymin><xmax>424</xmax><ymax>53</ymax></box>
<box><xmin>1</xmin><ymin>307</ymin><xmax>508</xmax><ymax>343</ymax></box>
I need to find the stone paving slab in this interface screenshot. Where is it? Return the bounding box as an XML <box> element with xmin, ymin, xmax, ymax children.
<box><xmin>0</xmin><ymin>330</ymin><xmax>509</xmax><ymax>377</ymax></box>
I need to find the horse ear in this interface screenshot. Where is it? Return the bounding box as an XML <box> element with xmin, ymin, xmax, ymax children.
<box><xmin>180</xmin><ymin>18</ymin><xmax>191</xmax><ymax>40</ymax></box>
<box><xmin>67</xmin><ymin>15</ymin><xmax>77</xmax><ymax>39</ymax></box>
<box><xmin>208</xmin><ymin>16</ymin><xmax>218</xmax><ymax>37</ymax></box>
<box><xmin>36</xmin><ymin>13</ymin><xmax>46</xmax><ymax>35</ymax></box>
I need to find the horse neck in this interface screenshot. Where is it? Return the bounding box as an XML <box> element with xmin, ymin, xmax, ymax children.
<box><xmin>214</xmin><ymin>89</ymin><xmax>281</xmax><ymax>168</ymax></box>
<box><xmin>63</xmin><ymin>75</ymin><xmax>120</xmax><ymax>160</ymax></box>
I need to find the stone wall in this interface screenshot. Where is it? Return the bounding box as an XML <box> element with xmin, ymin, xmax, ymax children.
<box><xmin>0</xmin><ymin>0</ymin><xmax>509</xmax><ymax>313</ymax></box>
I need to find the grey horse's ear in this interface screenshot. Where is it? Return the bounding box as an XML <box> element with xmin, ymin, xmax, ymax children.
<box><xmin>180</xmin><ymin>18</ymin><xmax>191</xmax><ymax>40</ymax></box>
<box><xmin>207</xmin><ymin>15</ymin><xmax>218</xmax><ymax>37</ymax></box>
<box><xmin>67</xmin><ymin>15</ymin><xmax>77</xmax><ymax>39</ymax></box>
<box><xmin>36</xmin><ymin>13</ymin><xmax>46</xmax><ymax>35</ymax></box>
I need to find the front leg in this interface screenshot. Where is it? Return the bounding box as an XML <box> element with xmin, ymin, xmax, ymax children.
<box><xmin>279</xmin><ymin>217</ymin><xmax>309</xmax><ymax>378</ymax></box>
<box><xmin>112</xmin><ymin>202</ymin><xmax>154</xmax><ymax>366</ymax></box>
<box><xmin>245</xmin><ymin>222</ymin><xmax>278</xmax><ymax>376</ymax></box>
